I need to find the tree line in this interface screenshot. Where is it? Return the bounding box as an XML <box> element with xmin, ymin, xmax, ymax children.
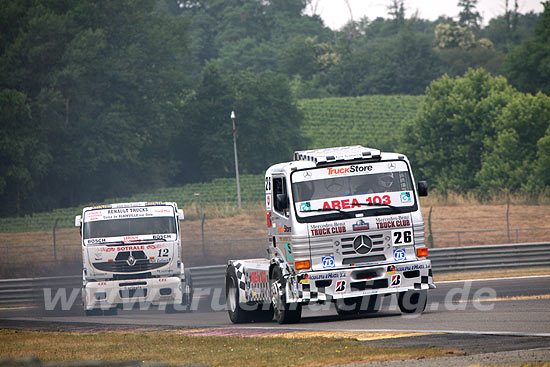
<box><xmin>1</xmin><ymin>0</ymin><xmax>549</xmax><ymax>217</ymax></box>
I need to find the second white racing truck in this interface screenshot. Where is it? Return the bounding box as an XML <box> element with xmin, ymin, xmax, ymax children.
<box><xmin>75</xmin><ymin>202</ymin><xmax>193</xmax><ymax>315</ymax></box>
<box><xmin>226</xmin><ymin>146</ymin><xmax>434</xmax><ymax>323</ymax></box>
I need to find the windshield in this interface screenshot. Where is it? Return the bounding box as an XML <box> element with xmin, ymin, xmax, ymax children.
<box><xmin>291</xmin><ymin>160</ymin><xmax>416</xmax><ymax>221</ymax></box>
<box><xmin>83</xmin><ymin>205</ymin><xmax>177</xmax><ymax>245</ymax></box>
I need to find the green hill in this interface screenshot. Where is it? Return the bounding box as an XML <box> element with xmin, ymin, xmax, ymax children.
<box><xmin>1</xmin><ymin>95</ymin><xmax>423</xmax><ymax>232</ymax></box>
<box><xmin>299</xmin><ymin>95</ymin><xmax>423</xmax><ymax>151</ymax></box>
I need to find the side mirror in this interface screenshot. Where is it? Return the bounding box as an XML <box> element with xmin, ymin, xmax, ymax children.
<box><xmin>276</xmin><ymin>193</ymin><xmax>289</xmax><ymax>211</ymax></box>
<box><xmin>75</xmin><ymin>215</ymin><xmax>82</xmax><ymax>227</ymax></box>
<box><xmin>177</xmin><ymin>209</ymin><xmax>184</xmax><ymax>220</ymax></box>
<box><xmin>418</xmin><ymin>181</ymin><xmax>428</xmax><ymax>197</ymax></box>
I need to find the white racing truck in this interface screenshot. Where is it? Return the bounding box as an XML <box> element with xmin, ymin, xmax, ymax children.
<box><xmin>226</xmin><ymin>146</ymin><xmax>434</xmax><ymax>323</ymax></box>
<box><xmin>75</xmin><ymin>202</ymin><xmax>193</xmax><ymax>315</ymax></box>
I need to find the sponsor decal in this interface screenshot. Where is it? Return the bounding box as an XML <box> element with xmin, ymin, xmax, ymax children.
<box><xmin>327</xmin><ymin>165</ymin><xmax>373</xmax><ymax>176</ymax></box>
<box><xmin>293</xmin><ymin>279</ymin><xmax>298</xmax><ymax>295</ymax></box>
<box><xmin>335</xmin><ymin>280</ymin><xmax>346</xmax><ymax>292</ymax></box>
<box><xmin>152</xmin><ymin>234</ymin><xmax>173</xmax><ymax>240</ymax></box>
<box><xmin>393</xmin><ymin>248</ymin><xmax>407</xmax><ymax>261</ymax></box>
<box><xmin>145</xmin><ymin>202</ymin><xmax>166</xmax><ymax>206</ymax></box>
<box><xmin>375</xmin><ymin>215</ymin><xmax>411</xmax><ymax>229</ymax></box>
<box><xmin>146</xmin><ymin>244</ymin><xmax>164</xmax><ymax>250</ymax></box>
<box><xmin>284</xmin><ymin>243</ymin><xmax>294</xmax><ymax>265</ymax></box>
<box><xmin>300</xmin><ymin>202</ymin><xmax>312</xmax><ymax>211</ymax></box>
<box><xmin>387</xmin><ymin>265</ymin><xmax>396</xmax><ymax>275</ymax></box>
<box><xmin>124</xmin><ymin>236</ymin><xmax>139</xmax><ymax>242</ymax></box>
<box><xmin>266</xmin><ymin>195</ymin><xmax>271</xmax><ymax>210</ymax></box>
<box><xmin>352</xmin><ymin>220</ymin><xmax>370</xmax><ymax>231</ymax></box>
<box><xmin>310</xmin><ymin>222</ymin><xmax>347</xmax><ymax>237</ymax></box>
<box><xmin>87</xmin><ymin>238</ymin><xmax>106</xmax><ymax>245</ymax></box>
<box><xmin>322</xmin><ymin>256</ymin><xmax>335</xmax><ymax>269</ymax></box>
<box><xmin>395</xmin><ymin>264</ymin><xmax>429</xmax><ymax>272</ymax></box>
<box><xmin>249</xmin><ymin>271</ymin><xmax>268</xmax><ymax>284</ymax></box>
<box><xmin>308</xmin><ymin>272</ymin><xmax>347</xmax><ymax>281</ymax></box>
<box><xmin>391</xmin><ymin>274</ymin><xmax>402</xmax><ymax>286</ymax></box>
<box><xmin>278</xmin><ymin>225</ymin><xmax>291</xmax><ymax>233</ymax></box>
<box><xmin>400</xmin><ymin>192</ymin><xmax>412</xmax><ymax>203</ymax></box>
<box><xmin>149</xmin><ymin>258</ymin><xmax>170</xmax><ymax>263</ymax></box>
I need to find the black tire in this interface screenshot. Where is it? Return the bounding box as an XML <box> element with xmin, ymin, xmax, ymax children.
<box><xmin>357</xmin><ymin>295</ymin><xmax>380</xmax><ymax>314</ymax></box>
<box><xmin>271</xmin><ymin>266</ymin><xmax>302</xmax><ymax>324</ymax></box>
<box><xmin>84</xmin><ymin>309</ymin><xmax>102</xmax><ymax>316</ymax></box>
<box><xmin>398</xmin><ymin>290</ymin><xmax>427</xmax><ymax>314</ymax></box>
<box><xmin>226</xmin><ymin>266</ymin><xmax>252</xmax><ymax>323</ymax></box>
<box><xmin>103</xmin><ymin>307</ymin><xmax>118</xmax><ymax>316</ymax></box>
<box><xmin>165</xmin><ymin>272</ymin><xmax>194</xmax><ymax>313</ymax></box>
<box><xmin>335</xmin><ymin>297</ymin><xmax>361</xmax><ymax>316</ymax></box>
<box><xmin>183</xmin><ymin>270</ymin><xmax>193</xmax><ymax>308</ymax></box>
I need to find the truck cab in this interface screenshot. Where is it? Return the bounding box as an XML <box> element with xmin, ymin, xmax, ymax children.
<box><xmin>75</xmin><ymin>202</ymin><xmax>192</xmax><ymax>315</ymax></box>
<box><xmin>226</xmin><ymin>146</ymin><xmax>434</xmax><ymax>323</ymax></box>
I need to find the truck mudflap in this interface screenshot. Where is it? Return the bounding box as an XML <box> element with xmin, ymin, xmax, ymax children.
<box><xmin>227</xmin><ymin>259</ymin><xmax>271</xmax><ymax>304</ymax></box>
<box><xmin>286</xmin><ymin>259</ymin><xmax>434</xmax><ymax>303</ymax></box>
<box><xmin>83</xmin><ymin>276</ymin><xmax>187</xmax><ymax>310</ymax></box>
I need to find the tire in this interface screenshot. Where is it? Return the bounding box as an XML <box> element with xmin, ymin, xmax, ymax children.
<box><xmin>103</xmin><ymin>307</ymin><xmax>118</xmax><ymax>316</ymax></box>
<box><xmin>398</xmin><ymin>290</ymin><xmax>427</xmax><ymax>314</ymax></box>
<box><xmin>270</xmin><ymin>266</ymin><xmax>302</xmax><ymax>324</ymax></box>
<box><xmin>183</xmin><ymin>270</ymin><xmax>194</xmax><ymax>308</ymax></box>
<box><xmin>84</xmin><ymin>309</ymin><xmax>102</xmax><ymax>316</ymax></box>
<box><xmin>357</xmin><ymin>295</ymin><xmax>380</xmax><ymax>314</ymax></box>
<box><xmin>226</xmin><ymin>266</ymin><xmax>252</xmax><ymax>323</ymax></box>
<box><xmin>335</xmin><ymin>297</ymin><xmax>361</xmax><ymax>316</ymax></box>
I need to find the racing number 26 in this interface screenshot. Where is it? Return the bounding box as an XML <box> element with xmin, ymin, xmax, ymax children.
<box><xmin>393</xmin><ymin>230</ymin><xmax>412</xmax><ymax>244</ymax></box>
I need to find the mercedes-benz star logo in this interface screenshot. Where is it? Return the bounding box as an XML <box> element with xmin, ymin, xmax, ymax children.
<box><xmin>353</xmin><ymin>235</ymin><xmax>373</xmax><ymax>254</ymax></box>
<box><xmin>127</xmin><ymin>255</ymin><xmax>136</xmax><ymax>266</ymax></box>
<box><xmin>303</xmin><ymin>171</ymin><xmax>312</xmax><ymax>178</ymax></box>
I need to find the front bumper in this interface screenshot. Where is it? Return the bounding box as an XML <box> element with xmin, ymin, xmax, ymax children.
<box><xmin>83</xmin><ymin>276</ymin><xmax>184</xmax><ymax>310</ymax></box>
<box><xmin>287</xmin><ymin>259</ymin><xmax>434</xmax><ymax>303</ymax></box>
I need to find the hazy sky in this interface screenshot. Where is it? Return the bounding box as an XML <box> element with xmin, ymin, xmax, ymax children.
<box><xmin>310</xmin><ymin>0</ymin><xmax>545</xmax><ymax>29</ymax></box>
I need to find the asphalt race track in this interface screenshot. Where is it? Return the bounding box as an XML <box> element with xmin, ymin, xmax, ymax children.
<box><xmin>1</xmin><ymin>275</ymin><xmax>549</xmax><ymax>365</ymax></box>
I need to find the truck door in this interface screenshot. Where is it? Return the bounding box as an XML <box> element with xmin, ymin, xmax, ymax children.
<box><xmin>271</xmin><ymin>175</ymin><xmax>294</xmax><ymax>266</ymax></box>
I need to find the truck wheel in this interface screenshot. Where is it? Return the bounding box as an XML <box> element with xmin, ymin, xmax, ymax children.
<box><xmin>358</xmin><ymin>295</ymin><xmax>380</xmax><ymax>314</ymax></box>
<box><xmin>226</xmin><ymin>266</ymin><xmax>252</xmax><ymax>323</ymax></box>
<box><xmin>335</xmin><ymin>297</ymin><xmax>361</xmax><ymax>316</ymax></box>
<box><xmin>398</xmin><ymin>290</ymin><xmax>427</xmax><ymax>314</ymax></box>
<box><xmin>84</xmin><ymin>309</ymin><xmax>103</xmax><ymax>316</ymax></box>
<box><xmin>270</xmin><ymin>266</ymin><xmax>302</xmax><ymax>324</ymax></box>
<box><xmin>183</xmin><ymin>270</ymin><xmax>194</xmax><ymax>308</ymax></box>
<box><xmin>103</xmin><ymin>307</ymin><xmax>118</xmax><ymax>316</ymax></box>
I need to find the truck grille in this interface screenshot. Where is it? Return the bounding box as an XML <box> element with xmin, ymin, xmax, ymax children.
<box><xmin>92</xmin><ymin>260</ymin><xmax>165</xmax><ymax>273</ymax></box>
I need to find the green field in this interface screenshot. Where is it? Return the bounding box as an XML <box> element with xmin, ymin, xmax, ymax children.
<box><xmin>298</xmin><ymin>95</ymin><xmax>423</xmax><ymax>151</ymax></box>
<box><xmin>0</xmin><ymin>95</ymin><xmax>423</xmax><ymax>233</ymax></box>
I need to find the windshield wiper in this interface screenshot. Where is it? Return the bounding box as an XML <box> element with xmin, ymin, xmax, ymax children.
<box><xmin>353</xmin><ymin>202</ymin><xmax>399</xmax><ymax>209</ymax></box>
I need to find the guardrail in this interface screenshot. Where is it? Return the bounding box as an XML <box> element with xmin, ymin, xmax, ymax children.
<box><xmin>1</xmin><ymin>242</ymin><xmax>549</xmax><ymax>306</ymax></box>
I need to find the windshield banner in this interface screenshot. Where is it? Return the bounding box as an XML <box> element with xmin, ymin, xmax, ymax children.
<box><xmin>296</xmin><ymin>191</ymin><xmax>413</xmax><ymax>215</ymax></box>
<box><xmin>84</xmin><ymin>206</ymin><xmax>174</xmax><ymax>222</ymax></box>
<box><xmin>292</xmin><ymin>161</ymin><xmax>409</xmax><ymax>183</ymax></box>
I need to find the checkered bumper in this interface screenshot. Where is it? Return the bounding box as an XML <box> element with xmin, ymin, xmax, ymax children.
<box><xmin>288</xmin><ymin>259</ymin><xmax>434</xmax><ymax>303</ymax></box>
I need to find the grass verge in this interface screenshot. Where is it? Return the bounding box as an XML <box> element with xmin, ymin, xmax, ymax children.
<box><xmin>0</xmin><ymin>329</ymin><xmax>460</xmax><ymax>366</ymax></box>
